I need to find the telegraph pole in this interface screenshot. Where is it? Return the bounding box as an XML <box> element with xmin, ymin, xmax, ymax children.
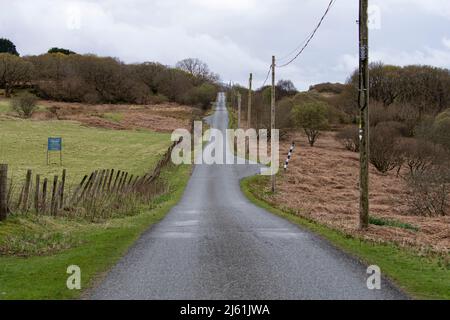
<box><xmin>247</xmin><ymin>73</ymin><xmax>253</xmax><ymax>129</ymax></box>
<box><xmin>271</xmin><ymin>56</ymin><xmax>276</xmax><ymax>193</ymax></box>
<box><xmin>359</xmin><ymin>0</ymin><xmax>369</xmax><ymax>230</ymax></box>
<box><xmin>237</xmin><ymin>92</ymin><xmax>242</xmax><ymax>128</ymax></box>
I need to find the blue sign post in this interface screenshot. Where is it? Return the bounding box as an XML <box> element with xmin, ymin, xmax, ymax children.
<box><xmin>47</xmin><ymin>137</ymin><xmax>62</xmax><ymax>165</ymax></box>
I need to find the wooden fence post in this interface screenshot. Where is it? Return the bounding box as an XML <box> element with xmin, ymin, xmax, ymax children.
<box><xmin>34</xmin><ymin>174</ymin><xmax>40</xmax><ymax>213</ymax></box>
<box><xmin>54</xmin><ymin>182</ymin><xmax>62</xmax><ymax>215</ymax></box>
<box><xmin>60</xmin><ymin>169</ymin><xmax>66</xmax><ymax>209</ymax></box>
<box><xmin>116</xmin><ymin>171</ymin><xmax>124</xmax><ymax>193</ymax></box>
<box><xmin>51</xmin><ymin>175</ymin><xmax>58</xmax><ymax>216</ymax></box>
<box><xmin>70</xmin><ymin>174</ymin><xmax>88</xmax><ymax>205</ymax></box>
<box><xmin>126</xmin><ymin>175</ymin><xmax>134</xmax><ymax>192</ymax></box>
<box><xmin>22</xmin><ymin>169</ymin><xmax>32</xmax><ymax>212</ymax></box>
<box><xmin>76</xmin><ymin>172</ymin><xmax>94</xmax><ymax>205</ymax></box>
<box><xmin>121</xmin><ymin>172</ymin><xmax>128</xmax><ymax>192</ymax></box>
<box><xmin>42</xmin><ymin>178</ymin><xmax>48</xmax><ymax>213</ymax></box>
<box><xmin>87</xmin><ymin>171</ymin><xmax>98</xmax><ymax>195</ymax></box>
<box><xmin>92</xmin><ymin>169</ymin><xmax>105</xmax><ymax>197</ymax></box>
<box><xmin>17</xmin><ymin>185</ymin><xmax>24</xmax><ymax>209</ymax></box>
<box><xmin>107</xmin><ymin>169</ymin><xmax>114</xmax><ymax>191</ymax></box>
<box><xmin>102</xmin><ymin>169</ymin><xmax>110</xmax><ymax>192</ymax></box>
<box><xmin>131</xmin><ymin>175</ymin><xmax>140</xmax><ymax>191</ymax></box>
<box><xmin>112</xmin><ymin>170</ymin><xmax>121</xmax><ymax>192</ymax></box>
<box><xmin>0</xmin><ymin>164</ymin><xmax>8</xmax><ymax>221</ymax></box>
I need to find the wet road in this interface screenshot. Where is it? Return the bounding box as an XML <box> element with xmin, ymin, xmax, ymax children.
<box><xmin>91</xmin><ymin>93</ymin><xmax>406</xmax><ymax>300</ymax></box>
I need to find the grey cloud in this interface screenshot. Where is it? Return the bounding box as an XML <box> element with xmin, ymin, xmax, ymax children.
<box><xmin>0</xmin><ymin>0</ymin><xmax>449</xmax><ymax>90</ymax></box>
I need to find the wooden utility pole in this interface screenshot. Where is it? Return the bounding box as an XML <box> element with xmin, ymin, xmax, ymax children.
<box><xmin>247</xmin><ymin>73</ymin><xmax>253</xmax><ymax>129</ymax></box>
<box><xmin>359</xmin><ymin>0</ymin><xmax>369</xmax><ymax>230</ymax></box>
<box><xmin>271</xmin><ymin>56</ymin><xmax>276</xmax><ymax>193</ymax></box>
<box><xmin>237</xmin><ymin>92</ymin><xmax>242</xmax><ymax>128</ymax></box>
<box><xmin>0</xmin><ymin>164</ymin><xmax>7</xmax><ymax>221</ymax></box>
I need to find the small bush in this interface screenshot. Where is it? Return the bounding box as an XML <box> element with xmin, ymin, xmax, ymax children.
<box><xmin>336</xmin><ymin>126</ymin><xmax>359</xmax><ymax>152</ymax></box>
<box><xmin>369</xmin><ymin>122</ymin><xmax>403</xmax><ymax>173</ymax></box>
<box><xmin>187</xmin><ymin>83</ymin><xmax>217</xmax><ymax>109</ymax></box>
<box><xmin>11</xmin><ymin>93</ymin><xmax>38</xmax><ymax>118</ymax></box>
<box><xmin>406</xmin><ymin>168</ymin><xmax>450</xmax><ymax>216</ymax></box>
<box><xmin>397</xmin><ymin>138</ymin><xmax>447</xmax><ymax>177</ymax></box>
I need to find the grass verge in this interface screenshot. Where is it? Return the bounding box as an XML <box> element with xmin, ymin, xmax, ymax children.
<box><xmin>241</xmin><ymin>174</ymin><xmax>450</xmax><ymax>300</ymax></box>
<box><xmin>0</xmin><ymin>163</ymin><xmax>191</xmax><ymax>299</ymax></box>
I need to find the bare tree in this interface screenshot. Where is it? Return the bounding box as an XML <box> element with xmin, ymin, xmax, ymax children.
<box><xmin>176</xmin><ymin>58</ymin><xmax>215</xmax><ymax>83</ymax></box>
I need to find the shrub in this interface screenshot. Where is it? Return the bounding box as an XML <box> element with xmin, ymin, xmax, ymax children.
<box><xmin>397</xmin><ymin>138</ymin><xmax>447</xmax><ymax>177</ymax></box>
<box><xmin>388</xmin><ymin>103</ymin><xmax>420</xmax><ymax>137</ymax></box>
<box><xmin>336</xmin><ymin>126</ymin><xmax>359</xmax><ymax>152</ymax></box>
<box><xmin>369</xmin><ymin>122</ymin><xmax>403</xmax><ymax>173</ymax></box>
<box><xmin>291</xmin><ymin>101</ymin><xmax>329</xmax><ymax>146</ymax></box>
<box><xmin>11</xmin><ymin>93</ymin><xmax>38</xmax><ymax>118</ymax></box>
<box><xmin>406</xmin><ymin>167</ymin><xmax>450</xmax><ymax>216</ymax></box>
<box><xmin>187</xmin><ymin>83</ymin><xmax>217</xmax><ymax>109</ymax></box>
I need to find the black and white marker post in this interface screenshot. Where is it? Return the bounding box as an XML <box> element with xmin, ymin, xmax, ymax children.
<box><xmin>284</xmin><ymin>142</ymin><xmax>295</xmax><ymax>171</ymax></box>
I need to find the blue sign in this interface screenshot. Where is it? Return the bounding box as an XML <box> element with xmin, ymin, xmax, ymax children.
<box><xmin>48</xmin><ymin>137</ymin><xmax>62</xmax><ymax>151</ymax></box>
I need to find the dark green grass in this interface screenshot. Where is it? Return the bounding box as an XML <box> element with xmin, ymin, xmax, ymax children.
<box><xmin>369</xmin><ymin>216</ymin><xmax>419</xmax><ymax>232</ymax></box>
<box><xmin>0</xmin><ymin>164</ymin><xmax>191</xmax><ymax>299</ymax></box>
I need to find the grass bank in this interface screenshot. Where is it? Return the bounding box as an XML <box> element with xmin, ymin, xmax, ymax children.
<box><xmin>0</xmin><ymin>163</ymin><xmax>191</xmax><ymax>299</ymax></box>
<box><xmin>241</xmin><ymin>175</ymin><xmax>450</xmax><ymax>300</ymax></box>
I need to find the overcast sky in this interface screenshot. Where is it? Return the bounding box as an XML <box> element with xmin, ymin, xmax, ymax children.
<box><xmin>1</xmin><ymin>0</ymin><xmax>450</xmax><ymax>90</ymax></box>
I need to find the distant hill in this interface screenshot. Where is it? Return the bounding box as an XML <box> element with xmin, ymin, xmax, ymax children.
<box><xmin>309</xmin><ymin>82</ymin><xmax>346</xmax><ymax>95</ymax></box>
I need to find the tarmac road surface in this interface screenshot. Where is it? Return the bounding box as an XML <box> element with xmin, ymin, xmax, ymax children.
<box><xmin>91</xmin><ymin>92</ymin><xmax>406</xmax><ymax>300</ymax></box>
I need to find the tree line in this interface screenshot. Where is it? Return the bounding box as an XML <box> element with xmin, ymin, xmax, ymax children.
<box><xmin>0</xmin><ymin>39</ymin><xmax>219</xmax><ymax>109</ymax></box>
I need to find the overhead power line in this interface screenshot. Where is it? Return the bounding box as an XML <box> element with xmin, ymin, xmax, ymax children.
<box><xmin>277</xmin><ymin>36</ymin><xmax>309</xmax><ymax>63</ymax></box>
<box><xmin>261</xmin><ymin>64</ymin><xmax>272</xmax><ymax>87</ymax></box>
<box><xmin>277</xmin><ymin>0</ymin><xmax>336</xmax><ymax>68</ymax></box>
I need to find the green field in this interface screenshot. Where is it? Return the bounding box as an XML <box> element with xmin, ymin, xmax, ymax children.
<box><xmin>0</xmin><ymin>163</ymin><xmax>191</xmax><ymax>299</ymax></box>
<box><xmin>0</xmin><ymin>119</ymin><xmax>172</xmax><ymax>186</ymax></box>
<box><xmin>0</xmin><ymin>100</ymin><xmax>11</xmax><ymax>113</ymax></box>
<box><xmin>241</xmin><ymin>175</ymin><xmax>450</xmax><ymax>300</ymax></box>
